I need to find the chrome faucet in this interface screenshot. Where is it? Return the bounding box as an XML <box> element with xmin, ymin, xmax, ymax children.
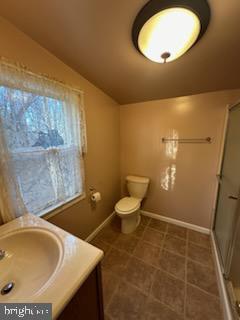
<box><xmin>0</xmin><ymin>250</ymin><xmax>5</xmax><ymax>260</ymax></box>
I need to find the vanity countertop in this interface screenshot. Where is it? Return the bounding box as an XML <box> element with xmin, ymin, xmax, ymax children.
<box><xmin>0</xmin><ymin>214</ymin><xmax>103</xmax><ymax>319</ymax></box>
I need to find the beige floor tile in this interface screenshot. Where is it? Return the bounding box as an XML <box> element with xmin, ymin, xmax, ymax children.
<box><xmin>98</xmin><ymin>226</ymin><xmax>120</xmax><ymax>245</ymax></box>
<box><xmin>104</xmin><ymin>314</ymin><xmax>111</xmax><ymax>320</ymax></box>
<box><xmin>98</xmin><ymin>218</ymin><xmax>222</xmax><ymax>320</ymax></box>
<box><xmin>151</xmin><ymin>270</ymin><xmax>185</xmax><ymax>314</ymax></box>
<box><xmin>113</xmin><ymin>233</ymin><xmax>139</xmax><ymax>254</ymax></box>
<box><xmin>109</xmin><ymin>216</ymin><xmax>122</xmax><ymax>232</ymax></box>
<box><xmin>163</xmin><ymin>234</ymin><xmax>186</xmax><ymax>256</ymax></box>
<box><xmin>187</xmin><ymin>260</ymin><xmax>219</xmax><ymax>296</ymax></box>
<box><xmin>131</xmin><ymin>221</ymin><xmax>147</xmax><ymax>238</ymax></box>
<box><xmin>143</xmin><ymin>227</ymin><xmax>165</xmax><ymax>247</ymax></box>
<box><xmin>188</xmin><ymin>230</ymin><xmax>211</xmax><ymax>249</ymax></box>
<box><xmin>167</xmin><ymin>224</ymin><xmax>187</xmax><ymax>239</ymax></box>
<box><xmin>107</xmin><ymin>281</ymin><xmax>147</xmax><ymax>320</ymax></box>
<box><xmin>141</xmin><ymin>215</ymin><xmax>151</xmax><ymax>226</ymax></box>
<box><xmin>144</xmin><ymin>297</ymin><xmax>184</xmax><ymax>320</ymax></box>
<box><xmin>124</xmin><ymin>257</ymin><xmax>157</xmax><ymax>294</ymax></box>
<box><xmin>158</xmin><ymin>249</ymin><xmax>186</xmax><ymax>280</ymax></box>
<box><xmin>133</xmin><ymin>240</ymin><xmax>161</xmax><ymax>267</ymax></box>
<box><xmin>103</xmin><ymin>248</ymin><xmax>131</xmax><ymax>274</ymax></box>
<box><xmin>149</xmin><ymin>219</ymin><xmax>168</xmax><ymax>232</ymax></box>
<box><xmin>186</xmin><ymin>285</ymin><xmax>223</xmax><ymax>320</ymax></box>
<box><xmin>102</xmin><ymin>269</ymin><xmax>121</xmax><ymax>307</ymax></box>
<box><xmin>90</xmin><ymin>237</ymin><xmax>111</xmax><ymax>254</ymax></box>
<box><xmin>188</xmin><ymin>242</ymin><xmax>214</xmax><ymax>268</ymax></box>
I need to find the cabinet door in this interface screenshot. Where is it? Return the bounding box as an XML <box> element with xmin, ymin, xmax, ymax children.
<box><xmin>58</xmin><ymin>265</ymin><xmax>104</xmax><ymax>320</ymax></box>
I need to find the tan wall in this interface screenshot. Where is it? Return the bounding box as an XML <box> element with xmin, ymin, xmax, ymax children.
<box><xmin>120</xmin><ymin>90</ymin><xmax>240</xmax><ymax>229</ymax></box>
<box><xmin>0</xmin><ymin>17</ymin><xmax>120</xmax><ymax>239</ymax></box>
<box><xmin>1</xmin><ymin>17</ymin><xmax>240</xmax><ymax>233</ymax></box>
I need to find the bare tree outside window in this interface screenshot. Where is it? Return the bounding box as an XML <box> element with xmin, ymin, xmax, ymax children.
<box><xmin>0</xmin><ymin>86</ymin><xmax>83</xmax><ymax>215</ymax></box>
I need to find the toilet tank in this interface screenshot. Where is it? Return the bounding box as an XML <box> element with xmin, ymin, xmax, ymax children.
<box><xmin>126</xmin><ymin>175</ymin><xmax>150</xmax><ymax>199</ymax></box>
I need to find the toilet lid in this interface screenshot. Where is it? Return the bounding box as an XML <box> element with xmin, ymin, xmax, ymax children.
<box><xmin>115</xmin><ymin>197</ymin><xmax>140</xmax><ymax>212</ymax></box>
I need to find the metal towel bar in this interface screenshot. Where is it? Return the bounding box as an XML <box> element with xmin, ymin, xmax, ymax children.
<box><xmin>162</xmin><ymin>137</ymin><xmax>212</xmax><ymax>143</ymax></box>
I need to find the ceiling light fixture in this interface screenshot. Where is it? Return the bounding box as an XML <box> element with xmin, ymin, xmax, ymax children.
<box><xmin>132</xmin><ymin>0</ymin><xmax>211</xmax><ymax>63</ymax></box>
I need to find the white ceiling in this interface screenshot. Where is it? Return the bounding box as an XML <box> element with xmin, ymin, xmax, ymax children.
<box><xmin>0</xmin><ymin>0</ymin><xmax>240</xmax><ymax>104</ymax></box>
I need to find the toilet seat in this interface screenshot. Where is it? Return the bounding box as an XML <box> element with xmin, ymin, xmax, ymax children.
<box><xmin>115</xmin><ymin>197</ymin><xmax>140</xmax><ymax>214</ymax></box>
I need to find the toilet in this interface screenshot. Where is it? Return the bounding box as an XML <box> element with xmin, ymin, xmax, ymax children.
<box><xmin>115</xmin><ymin>175</ymin><xmax>150</xmax><ymax>234</ymax></box>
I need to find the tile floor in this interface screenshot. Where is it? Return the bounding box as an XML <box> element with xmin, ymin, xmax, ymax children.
<box><xmin>91</xmin><ymin>215</ymin><xmax>224</xmax><ymax>320</ymax></box>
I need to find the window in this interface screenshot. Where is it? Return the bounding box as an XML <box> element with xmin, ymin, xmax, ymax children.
<box><xmin>0</xmin><ymin>60</ymin><xmax>86</xmax><ymax>217</ymax></box>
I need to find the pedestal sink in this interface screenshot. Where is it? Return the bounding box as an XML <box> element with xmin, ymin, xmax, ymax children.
<box><xmin>0</xmin><ymin>228</ymin><xmax>63</xmax><ymax>301</ymax></box>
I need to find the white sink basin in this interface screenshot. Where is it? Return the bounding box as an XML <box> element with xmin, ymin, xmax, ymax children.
<box><xmin>0</xmin><ymin>214</ymin><xmax>103</xmax><ymax>319</ymax></box>
<box><xmin>0</xmin><ymin>227</ymin><xmax>63</xmax><ymax>301</ymax></box>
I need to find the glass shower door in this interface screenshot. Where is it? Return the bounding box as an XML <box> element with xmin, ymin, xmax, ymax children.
<box><xmin>214</xmin><ymin>103</ymin><xmax>240</xmax><ymax>272</ymax></box>
<box><xmin>228</xmin><ymin>207</ymin><xmax>240</xmax><ymax>317</ymax></box>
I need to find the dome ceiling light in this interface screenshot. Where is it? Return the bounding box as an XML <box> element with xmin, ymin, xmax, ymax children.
<box><xmin>132</xmin><ymin>0</ymin><xmax>211</xmax><ymax>63</ymax></box>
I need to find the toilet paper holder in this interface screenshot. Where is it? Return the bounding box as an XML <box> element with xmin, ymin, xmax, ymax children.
<box><xmin>89</xmin><ymin>186</ymin><xmax>96</xmax><ymax>199</ymax></box>
<box><xmin>89</xmin><ymin>187</ymin><xmax>101</xmax><ymax>203</ymax></box>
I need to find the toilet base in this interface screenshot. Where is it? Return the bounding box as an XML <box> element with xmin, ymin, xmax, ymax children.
<box><xmin>121</xmin><ymin>211</ymin><xmax>141</xmax><ymax>234</ymax></box>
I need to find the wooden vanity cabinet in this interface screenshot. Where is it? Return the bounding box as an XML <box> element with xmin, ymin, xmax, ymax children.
<box><xmin>57</xmin><ymin>264</ymin><xmax>104</xmax><ymax>320</ymax></box>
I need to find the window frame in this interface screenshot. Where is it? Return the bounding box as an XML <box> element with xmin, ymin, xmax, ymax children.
<box><xmin>0</xmin><ymin>58</ymin><xmax>87</xmax><ymax>223</ymax></box>
<box><xmin>11</xmin><ymin>145</ymin><xmax>86</xmax><ymax>219</ymax></box>
<box><xmin>38</xmin><ymin>192</ymin><xmax>86</xmax><ymax>220</ymax></box>
<box><xmin>0</xmin><ymin>85</ymin><xmax>86</xmax><ymax>220</ymax></box>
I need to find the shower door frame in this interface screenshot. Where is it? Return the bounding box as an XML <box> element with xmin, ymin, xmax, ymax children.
<box><xmin>213</xmin><ymin>100</ymin><xmax>240</xmax><ymax>277</ymax></box>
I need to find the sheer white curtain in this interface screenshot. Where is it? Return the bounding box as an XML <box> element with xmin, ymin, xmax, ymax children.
<box><xmin>0</xmin><ymin>117</ymin><xmax>27</xmax><ymax>223</ymax></box>
<box><xmin>0</xmin><ymin>58</ymin><xmax>87</xmax><ymax>222</ymax></box>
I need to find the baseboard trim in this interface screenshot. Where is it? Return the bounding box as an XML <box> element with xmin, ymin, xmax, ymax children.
<box><xmin>85</xmin><ymin>209</ymin><xmax>210</xmax><ymax>242</ymax></box>
<box><xmin>85</xmin><ymin>211</ymin><xmax>116</xmax><ymax>242</ymax></box>
<box><xmin>141</xmin><ymin>210</ymin><xmax>210</xmax><ymax>234</ymax></box>
<box><xmin>211</xmin><ymin>231</ymin><xmax>233</xmax><ymax>320</ymax></box>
